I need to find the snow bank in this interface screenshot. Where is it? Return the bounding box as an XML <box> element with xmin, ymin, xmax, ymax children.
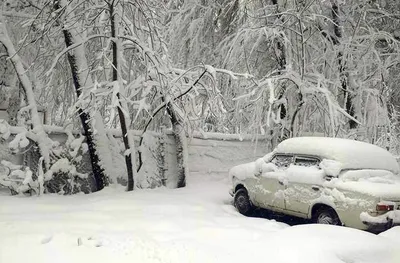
<box><xmin>0</xmin><ymin>175</ymin><xmax>399</xmax><ymax>263</ymax></box>
<box><xmin>276</xmin><ymin>137</ymin><xmax>400</xmax><ymax>173</ymax></box>
<box><xmin>265</xmin><ymin>224</ymin><xmax>400</xmax><ymax>263</ymax></box>
<box><xmin>379</xmin><ymin>227</ymin><xmax>400</xmax><ymax>245</ymax></box>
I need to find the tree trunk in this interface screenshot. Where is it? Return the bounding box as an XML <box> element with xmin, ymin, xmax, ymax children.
<box><xmin>270</xmin><ymin>0</ymin><xmax>289</xmax><ymax>137</ymax></box>
<box><xmin>55</xmin><ymin>0</ymin><xmax>110</xmax><ymax>191</ymax></box>
<box><xmin>109</xmin><ymin>0</ymin><xmax>136</xmax><ymax>191</ymax></box>
<box><xmin>165</xmin><ymin>102</ymin><xmax>187</xmax><ymax>188</ymax></box>
<box><xmin>136</xmin><ymin>70</ymin><xmax>206</xmax><ymax>186</ymax></box>
<box><xmin>61</xmin><ymin>30</ymin><xmax>108</xmax><ymax>191</ymax></box>
<box><xmin>331</xmin><ymin>0</ymin><xmax>357</xmax><ymax>129</ymax></box>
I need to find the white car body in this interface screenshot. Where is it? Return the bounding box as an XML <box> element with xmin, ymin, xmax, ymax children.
<box><xmin>229</xmin><ymin>137</ymin><xmax>400</xmax><ymax>232</ymax></box>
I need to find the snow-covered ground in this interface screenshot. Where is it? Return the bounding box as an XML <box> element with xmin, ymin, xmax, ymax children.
<box><xmin>1</xmin><ymin>174</ymin><xmax>399</xmax><ymax>263</ymax></box>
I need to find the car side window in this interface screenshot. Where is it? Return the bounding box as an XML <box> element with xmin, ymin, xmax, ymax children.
<box><xmin>271</xmin><ymin>154</ymin><xmax>293</xmax><ymax>169</ymax></box>
<box><xmin>294</xmin><ymin>156</ymin><xmax>320</xmax><ymax>167</ymax></box>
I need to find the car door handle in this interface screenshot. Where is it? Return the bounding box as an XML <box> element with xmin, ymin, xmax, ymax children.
<box><xmin>311</xmin><ymin>186</ymin><xmax>320</xmax><ymax>191</ymax></box>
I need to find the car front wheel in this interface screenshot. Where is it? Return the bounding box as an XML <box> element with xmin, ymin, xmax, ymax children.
<box><xmin>313</xmin><ymin>207</ymin><xmax>341</xmax><ymax>225</ymax></box>
<box><xmin>234</xmin><ymin>188</ymin><xmax>253</xmax><ymax>216</ymax></box>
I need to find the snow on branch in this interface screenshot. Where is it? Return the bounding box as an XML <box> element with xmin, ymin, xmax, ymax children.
<box><xmin>0</xmin><ymin>12</ymin><xmax>53</xmax><ymax>169</ymax></box>
<box><xmin>2</xmin><ymin>11</ymin><xmax>35</xmax><ymax>19</ymax></box>
<box><xmin>204</xmin><ymin>65</ymin><xmax>253</xmax><ymax>80</ymax></box>
<box><xmin>46</xmin><ymin>34</ymin><xmax>107</xmax><ymax>77</ymax></box>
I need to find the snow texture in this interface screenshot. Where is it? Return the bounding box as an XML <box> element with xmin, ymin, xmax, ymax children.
<box><xmin>319</xmin><ymin>159</ymin><xmax>342</xmax><ymax>177</ymax></box>
<box><xmin>340</xmin><ymin>170</ymin><xmax>398</xmax><ymax>183</ymax></box>
<box><xmin>0</xmin><ymin>119</ymin><xmax>11</xmax><ymax>140</ymax></box>
<box><xmin>0</xmin><ymin>174</ymin><xmax>399</xmax><ymax>263</ymax></box>
<box><xmin>284</xmin><ymin>165</ymin><xmax>325</xmax><ymax>185</ymax></box>
<box><xmin>325</xmin><ymin>179</ymin><xmax>400</xmax><ymax>200</ymax></box>
<box><xmin>229</xmin><ymin>161</ymin><xmax>257</xmax><ymax>181</ymax></box>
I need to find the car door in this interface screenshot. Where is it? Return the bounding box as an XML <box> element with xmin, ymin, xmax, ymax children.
<box><xmin>284</xmin><ymin>155</ymin><xmax>323</xmax><ymax>216</ymax></box>
<box><xmin>253</xmin><ymin>154</ymin><xmax>293</xmax><ymax>211</ymax></box>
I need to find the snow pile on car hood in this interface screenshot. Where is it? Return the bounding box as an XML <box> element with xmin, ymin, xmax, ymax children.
<box><xmin>228</xmin><ymin>161</ymin><xmax>257</xmax><ymax>181</ymax></box>
<box><xmin>229</xmin><ymin>153</ymin><xmax>276</xmax><ymax>181</ymax></box>
<box><xmin>275</xmin><ymin>137</ymin><xmax>400</xmax><ymax>173</ymax></box>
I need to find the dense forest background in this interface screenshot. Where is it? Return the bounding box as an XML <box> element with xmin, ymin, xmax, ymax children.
<box><xmin>1</xmin><ymin>0</ymin><xmax>400</xmax><ymax>193</ymax></box>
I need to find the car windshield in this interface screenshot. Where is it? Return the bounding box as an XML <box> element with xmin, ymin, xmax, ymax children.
<box><xmin>271</xmin><ymin>154</ymin><xmax>293</xmax><ymax>169</ymax></box>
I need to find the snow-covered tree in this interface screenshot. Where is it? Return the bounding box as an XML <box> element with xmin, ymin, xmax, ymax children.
<box><xmin>0</xmin><ymin>10</ymin><xmax>53</xmax><ymax>170</ymax></box>
<box><xmin>2</xmin><ymin>0</ymin><xmax>400</xmax><ymax>195</ymax></box>
<box><xmin>166</xmin><ymin>0</ymin><xmax>400</xmax><ymax>148</ymax></box>
<box><xmin>51</xmin><ymin>0</ymin><xmax>114</xmax><ymax>191</ymax></box>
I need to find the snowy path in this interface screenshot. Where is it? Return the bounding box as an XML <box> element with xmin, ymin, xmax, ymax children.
<box><xmin>1</xmin><ymin>174</ymin><xmax>399</xmax><ymax>263</ymax></box>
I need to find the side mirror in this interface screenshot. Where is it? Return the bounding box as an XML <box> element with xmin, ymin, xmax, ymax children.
<box><xmin>324</xmin><ymin>175</ymin><xmax>334</xmax><ymax>181</ymax></box>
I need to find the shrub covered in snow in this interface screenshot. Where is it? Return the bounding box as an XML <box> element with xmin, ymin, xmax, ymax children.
<box><xmin>42</xmin><ymin>137</ymin><xmax>92</xmax><ymax>195</ymax></box>
<box><xmin>0</xmin><ymin>121</ymin><xmax>93</xmax><ymax>195</ymax></box>
<box><xmin>0</xmin><ymin>161</ymin><xmax>36</xmax><ymax>195</ymax></box>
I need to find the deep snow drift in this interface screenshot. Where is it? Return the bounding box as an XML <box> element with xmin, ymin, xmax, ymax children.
<box><xmin>0</xmin><ymin>174</ymin><xmax>399</xmax><ymax>263</ymax></box>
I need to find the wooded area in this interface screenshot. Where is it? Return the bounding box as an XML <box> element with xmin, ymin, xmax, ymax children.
<box><xmin>1</xmin><ymin>0</ymin><xmax>400</xmax><ymax>194</ymax></box>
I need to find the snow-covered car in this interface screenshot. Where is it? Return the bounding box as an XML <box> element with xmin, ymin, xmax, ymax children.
<box><xmin>229</xmin><ymin>137</ymin><xmax>400</xmax><ymax>232</ymax></box>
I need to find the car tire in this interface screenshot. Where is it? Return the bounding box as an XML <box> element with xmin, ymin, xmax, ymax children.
<box><xmin>313</xmin><ymin>207</ymin><xmax>341</xmax><ymax>225</ymax></box>
<box><xmin>234</xmin><ymin>188</ymin><xmax>254</xmax><ymax>216</ymax></box>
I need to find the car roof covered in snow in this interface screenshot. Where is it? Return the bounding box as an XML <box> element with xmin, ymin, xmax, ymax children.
<box><xmin>275</xmin><ymin>137</ymin><xmax>399</xmax><ymax>173</ymax></box>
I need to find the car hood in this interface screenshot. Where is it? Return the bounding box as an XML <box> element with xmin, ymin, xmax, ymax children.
<box><xmin>229</xmin><ymin>161</ymin><xmax>257</xmax><ymax>182</ymax></box>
